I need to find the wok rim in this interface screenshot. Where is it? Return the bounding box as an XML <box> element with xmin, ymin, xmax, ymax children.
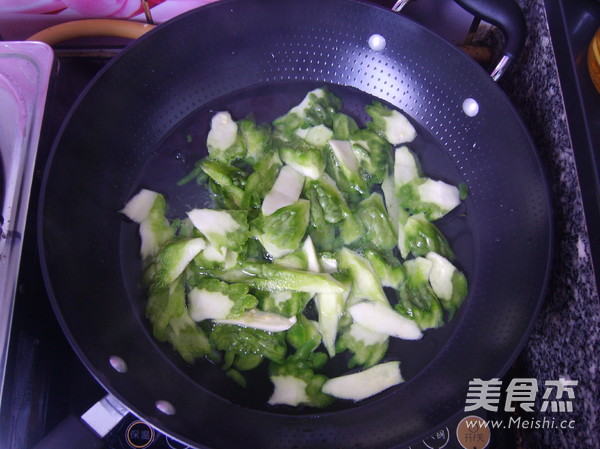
<box><xmin>37</xmin><ymin>0</ymin><xmax>554</xmax><ymax>447</ymax></box>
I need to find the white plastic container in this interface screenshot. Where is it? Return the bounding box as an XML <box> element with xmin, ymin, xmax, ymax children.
<box><xmin>0</xmin><ymin>41</ymin><xmax>53</xmax><ymax>403</ymax></box>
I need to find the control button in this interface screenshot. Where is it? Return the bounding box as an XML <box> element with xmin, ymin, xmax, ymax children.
<box><xmin>125</xmin><ymin>420</ymin><xmax>155</xmax><ymax>448</ymax></box>
<box><xmin>423</xmin><ymin>426</ymin><xmax>450</xmax><ymax>448</ymax></box>
<box><xmin>456</xmin><ymin>415</ymin><xmax>491</xmax><ymax>449</ymax></box>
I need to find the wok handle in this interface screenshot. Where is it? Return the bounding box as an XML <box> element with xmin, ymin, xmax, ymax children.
<box><xmin>32</xmin><ymin>394</ymin><xmax>128</xmax><ymax>449</ymax></box>
<box><xmin>32</xmin><ymin>415</ymin><xmax>106</xmax><ymax>449</ymax></box>
<box><xmin>26</xmin><ymin>19</ymin><xmax>156</xmax><ymax>46</ymax></box>
<box><xmin>452</xmin><ymin>0</ymin><xmax>526</xmax><ymax>80</ymax></box>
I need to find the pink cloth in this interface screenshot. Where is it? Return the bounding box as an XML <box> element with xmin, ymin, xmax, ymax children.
<box><xmin>0</xmin><ymin>0</ymin><xmax>221</xmax><ymax>20</ymax></box>
<box><xmin>0</xmin><ymin>0</ymin><xmax>65</xmax><ymax>14</ymax></box>
<box><xmin>131</xmin><ymin>0</ymin><xmax>221</xmax><ymax>22</ymax></box>
<box><xmin>60</xmin><ymin>0</ymin><xmax>142</xmax><ymax>17</ymax></box>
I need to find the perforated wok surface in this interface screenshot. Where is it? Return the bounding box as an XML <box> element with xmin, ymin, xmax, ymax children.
<box><xmin>39</xmin><ymin>0</ymin><xmax>552</xmax><ymax>448</ymax></box>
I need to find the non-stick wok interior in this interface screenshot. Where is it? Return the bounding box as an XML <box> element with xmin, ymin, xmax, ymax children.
<box><xmin>119</xmin><ymin>81</ymin><xmax>475</xmax><ymax>411</ymax></box>
<box><xmin>39</xmin><ymin>1</ymin><xmax>552</xmax><ymax>447</ymax></box>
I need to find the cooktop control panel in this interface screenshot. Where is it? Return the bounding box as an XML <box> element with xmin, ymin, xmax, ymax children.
<box><xmin>103</xmin><ymin>411</ymin><xmax>513</xmax><ymax>449</ymax></box>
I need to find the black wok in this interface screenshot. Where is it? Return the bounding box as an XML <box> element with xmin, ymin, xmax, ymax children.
<box><xmin>38</xmin><ymin>0</ymin><xmax>552</xmax><ymax>447</ymax></box>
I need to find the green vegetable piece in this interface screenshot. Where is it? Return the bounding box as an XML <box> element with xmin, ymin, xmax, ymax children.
<box><xmin>146</xmin><ymin>274</ymin><xmax>187</xmax><ymax>341</ymax></box>
<box><xmin>303</xmin><ymin>89</ymin><xmax>342</xmax><ymax>127</ymax></box>
<box><xmin>278</xmin><ymin>140</ymin><xmax>326</xmax><ymax>180</ymax></box>
<box><xmin>306</xmin><ymin>187</ymin><xmax>337</xmax><ymax>252</ymax></box>
<box><xmin>274</xmin><ymin>247</ymin><xmax>309</xmax><ymax>270</ymax></box>
<box><xmin>458</xmin><ymin>182</ymin><xmax>469</xmax><ymax>200</ymax></box>
<box><xmin>140</xmin><ymin>201</ymin><xmax>175</xmax><ymax>261</ymax></box>
<box><xmin>177</xmin><ymin>159</ymin><xmax>209</xmax><ymax>186</ymax></box>
<box><xmin>203</xmin><ymin>267</ymin><xmax>255</xmax><ymax>284</ymax></box>
<box><xmin>318</xmin><ymin>252</ymin><xmax>338</xmax><ymax>273</ymax></box>
<box><xmin>305</xmin><ymin>174</ymin><xmax>351</xmax><ymax>224</ymax></box>
<box><xmin>295</xmin><ymin>124</ymin><xmax>334</xmax><ymax>148</ymax></box>
<box><xmin>315</xmin><ymin>290</ymin><xmax>347</xmax><ymax>357</ymax></box>
<box><xmin>145</xmin><ymin>273</ymin><xmax>217</xmax><ymax>363</ymax></box>
<box><xmin>356</xmin><ymin>193</ymin><xmax>397</xmax><ymax>251</ymax></box>
<box><xmin>299</xmin><ymin>234</ymin><xmax>322</xmax><ymax>272</ymax></box>
<box><xmin>273</xmin><ymin>88</ymin><xmax>342</xmax><ymax>135</ymax></box>
<box><xmin>261</xmin><ymin>164</ymin><xmax>305</xmax><ymax>217</ymax></box>
<box><xmin>187</xmin><ymin>277</ymin><xmax>258</xmax><ymax>322</ymax></box>
<box><xmin>327</xmin><ymin>139</ymin><xmax>368</xmax><ymax>196</ymax></box>
<box><xmin>339</xmin><ymin>212</ymin><xmax>364</xmax><ymax>246</ymax></box>
<box><xmin>257</xmin><ymin>200</ymin><xmax>310</xmax><ymax>258</ymax></box>
<box><xmin>142</xmin><ymin>261</ymin><xmax>158</xmax><ymax>288</ymax></box>
<box><xmin>272</xmin><ymin>113</ymin><xmax>304</xmax><ymax>138</ymax></box>
<box><xmin>396</xmin><ymin>257</ymin><xmax>444</xmax><ymax>330</ymax></box>
<box><xmin>336</xmin><ymin>248</ymin><xmax>389</xmax><ymax>305</ymax></box>
<box><xmin>215</xmin><ymin>309</ymin><xmax>297</xmax><ymax>332</ymax></box>
<box><xmin>199</xmin><ymin>159</ymin><xmax>246</xmax><ymax>207</ymax></box>
<box><xmin>257</xmin><ymin>290</ymin><xmax>312</xmax><ymax>318</ymax></box>
<box><xmin>350</xmin><ymin>128</ymin><xmax>392</xmax><ymax>185</ymax></box>
<box><xmin>165</xmin><ymin>312</ymin><xmax>215</xmax><ymax>364</ymax></box>
<box><xmin>426</xmin><ymin>252</ymin><xmax>468</xmax><ymax>318</ymax></box>
<box><xmin>321</xmin><ymin>361</ymin><xmax>403</xmax><ymax>401</ymax></box>
<box><xmin>193</xmin><ymin>244</ymin><xmax>229</xmax><ymax>270</ymax></box>
<box><xmin>394</xmin><ymin>145</ymin><xmax>422</xmax><ymax>187</ymax></box>
<box><xmin>150</xmin><ymin>238</ymin><xmax>206</xmax><ymax>293</ymax></box>
<box><xmin>365</xmin><ymin>101</ymin><xmax>416</xmax><ymax>145</ymax></box>
<box><xmin>122</xmin><ymin>191</ymin><xmax>174</xmax><ymax>262</ymax></box>
<box><xmin>286</xmin><ymin>314</ymin><xmax>323</xmax><ymax>359</ymax></box>
<box><xmin>396</xmin><ymin>208</ymin><xmax>411</xmax><ymax>259</ymax></box>
<box><xmin>121</xmin><ymin>189</ymin><xmax>160</xmax><ymax>224</ymax></box>
<box><xmin>268</xmin><ymin>356</ymin><xmax>334</xmax><ymax>408</ymax></box>
<box><xmin>210</xmin><ymin>323</ymin><xmax>287</xmax><ymax>365</ymax></box>
<box><xmin>381</xmin><ymin>174</ymin><xmax>400</xmax><ymax>232</ymax></box>
<box><xmin>175</xmin><ymin>217</ymin><xmax>199</xmax><ymax>238</ymax></box>
<box><xmin>207</xmin><ymin>180</ymin><xmax>240</xmax><ymax>210</ymax></box>
<box><xmin>206</xmin><ymin>111</ymin><xmax>246</xmax><ymax>163</ymax></box>
<box><xmin>397</xmin><ymin>177</ymin><xmax>461</xmax><ymax>221</ymax></box>
<box><xmin>238</xmin><ymin>116</ymin><xmax>272</xmax><ymax>165</ymax></box>
<box><xmin>402</xmin><ymin>213</ymin><xmax>455</xmax><ymax>260</ymax></box>
<box><xmin>348</xmin><ymin>300</ymin><xmax>423</xmax><ymax>340</ymax></box>
<box><xmin>187</xmin><ymin>208</ymin><xmax>249</xmax><ymax>252</ymax></box>
<box><xmin>241</xmin><ymin>154</ymin><xmax>281</xmax><ymax>210</ymax></box>
<box><xmin>200</xmin><ymin>159</ymin><xmax>246</xmax><ymax>186</ymax></box>
<box><xmin>336</xmin><ymin>322</ymin><xmax>389</xmax><ymax>369</ymax></box>
<box><xmin>222</xmin><ymin>349</ymin><xmax>264</xmax><ymax>372</ymax></box>
<box><xmin>242</xmin><ymin>262</ymin><xmax>345</xmax><ymax>294</ymax></box>
<box><xmin>332</xmin><ymin>113</ymin><xmax>359</xmax><ymax>140</ymax></box>
<box><xmin>313</xmin><ymin>270</ymin><xmax>352</xmax><ymax>359</ymax></box>
<box><xmin>231</xmin><ymin>353</ymin><xmax>264</xmax><ymax>371</ymax></box>
<box><xmin>179</xmin><ymin>166</ymin><xmax>204</xmax><ymax>187</ymax></box>
<box><xmin>225</xmin><ymin>368</ymin><xmax>247</xmax><ymax>387</ymax></box>
<box><xmin>242</xmin><ymin>237</ymin><xmax>268</xmax><ymax>261</ymax></box>
<box><xmin>364</xmin><ymin>249</ymin><xmax>405</xmax><ymax>289</ymax></box>
<box><xmin>448</xmin><ymin>270</ymin><xmax>468</xmax><ymax>315</ymax></box>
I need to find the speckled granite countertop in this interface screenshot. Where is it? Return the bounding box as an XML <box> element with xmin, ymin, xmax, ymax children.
<box><xmin>490</xmin><ymin>0</ymin><xmax>600</xmax><ymax>447</ymax></box>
